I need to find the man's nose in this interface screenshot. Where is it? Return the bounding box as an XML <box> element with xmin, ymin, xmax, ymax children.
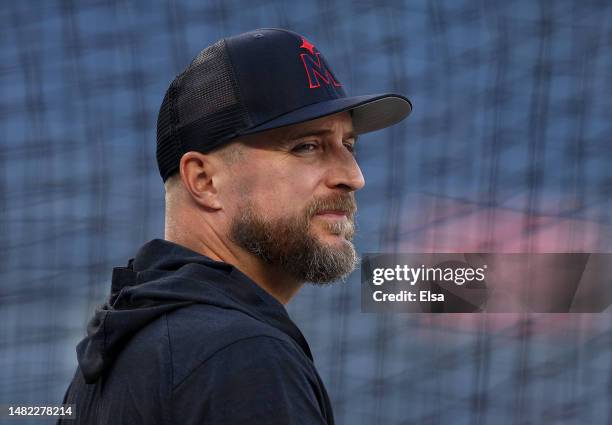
<box><xmin>325</xmin><ymin>148</ymin><xmax>366</xmax><ymax>192</ymax></box>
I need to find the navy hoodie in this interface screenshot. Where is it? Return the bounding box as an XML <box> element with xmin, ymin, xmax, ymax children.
<box><xmin>58</xmin><ymin>238</ymin><xmax>335</xmax><ymax>425</ymax></box>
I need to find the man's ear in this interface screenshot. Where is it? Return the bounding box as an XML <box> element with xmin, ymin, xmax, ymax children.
<box><xmin>178</xmin><ymin>151</ymin><xmax>223</xmax><ymax>211</ymax></box>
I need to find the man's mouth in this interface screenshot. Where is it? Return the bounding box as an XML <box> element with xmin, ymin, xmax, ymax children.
<box><xmin>314</xmin><ymin>210</ymin><xmax>350</xmax><ymax>219</ymax></box>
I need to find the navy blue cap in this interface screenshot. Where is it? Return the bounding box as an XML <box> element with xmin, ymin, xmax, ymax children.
<box><xmin>156</xmin><ymin>28</ymin><xmax>412</xmax><ymax>182</ymax></box>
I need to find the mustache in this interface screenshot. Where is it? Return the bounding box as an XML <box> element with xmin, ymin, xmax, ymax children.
<box><xmin>306</xmin><ymin>194</ymin><xmax>357</xmax><ymax>219</ymax></box>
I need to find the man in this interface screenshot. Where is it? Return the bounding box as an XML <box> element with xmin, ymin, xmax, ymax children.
<box><xmin>59</xmin><ymin>28</ymin><xmax>411</xmax><ymax>424</ymax></box>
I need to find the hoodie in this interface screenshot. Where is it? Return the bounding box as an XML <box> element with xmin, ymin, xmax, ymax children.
<box><xmin>58</xmin><ymin>238</ymin><xmax>334</xmax><ymax>425</ymax></box>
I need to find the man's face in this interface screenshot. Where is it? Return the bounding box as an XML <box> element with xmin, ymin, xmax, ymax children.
<box><xmin>222</xmin><ymin>111</ymin><xmax>365</xmax><ymax>284</ymax></box>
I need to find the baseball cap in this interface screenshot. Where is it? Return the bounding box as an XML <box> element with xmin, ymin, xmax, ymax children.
<box><xmin>156</xmin><ymin>28</ymin><xmax>412</xmax><ymax>182</ymax></box>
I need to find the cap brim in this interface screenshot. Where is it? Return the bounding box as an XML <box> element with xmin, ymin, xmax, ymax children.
<box><xmin>238</xmin><ymin>93</ymin><xmax>412</xmax><ymax>137</ymax></box>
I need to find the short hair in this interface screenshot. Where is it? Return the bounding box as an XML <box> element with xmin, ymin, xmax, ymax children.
<box><xmin>214</xmin><ymin>141</ymin><xmax>245</xmax><ymax>166</ymax></box>
<box><xmin>163</xmin><ymin>171</ymin><xmax>181</xmax><ymax>193</ymax></box>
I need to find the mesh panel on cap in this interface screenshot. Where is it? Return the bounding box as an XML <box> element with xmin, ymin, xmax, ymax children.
<box><xmin>177</xmin><ymin>40</ymin><xmax>244</xmax><ymax>126</ymax></box>
<box><xmin>156</xmin><ymin>81</ymin><xmax>181</xmax><ymax>181</ymax></box>
<box><xmin>156</xmin><ymin>39</ymin><xmax>251</xmax><ymax>182</ymax></box>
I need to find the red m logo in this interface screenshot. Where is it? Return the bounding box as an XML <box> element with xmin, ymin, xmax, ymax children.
<box><xmin>300</xmin><ymin>52</ymin><xmax>342</xmax><ymax>89</ymax></box>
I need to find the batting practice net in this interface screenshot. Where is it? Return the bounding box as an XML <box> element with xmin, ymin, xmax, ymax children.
<box><xmin>1</xmin><ymin>0</ymin><xmax>611</xmax><ymax>424</ymax></box>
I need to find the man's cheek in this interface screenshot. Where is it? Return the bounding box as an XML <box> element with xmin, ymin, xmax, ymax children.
<box><xmin>234</xmin><ymin>173</ymin><xmax>257</xmax><ymax>198</ymax></box>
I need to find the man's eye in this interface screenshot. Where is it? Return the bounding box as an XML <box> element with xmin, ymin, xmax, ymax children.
<box><xmin>344</xmin><ymin>143</ymin><xmax>356</xmax><ymax>155</ymax></box>
<box><xmin>293</xmin><ymin>142</ymin><xmax>318</xmax><ymax>152</ymax></box>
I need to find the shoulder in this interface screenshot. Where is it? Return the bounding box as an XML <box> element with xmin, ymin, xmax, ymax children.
<box><xmin>171</xmin><ymin>335</ymin><xmax>329</xmax><ymax>425</ymax></box>
<box><xmin>165</xmin><ymin>304</ymin><xmax>301</xmax><ymax>387</ymax></box>
<box><xmin>176</xmin><ymin>333</ymin><xmax>312</xmax><ymax>388</ymax></box>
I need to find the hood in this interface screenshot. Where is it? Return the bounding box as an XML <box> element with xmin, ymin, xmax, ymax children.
<box><xmin>76</xmin><ymin>238</ymin><xmax>312</xmax><ymax>384</ymax></box>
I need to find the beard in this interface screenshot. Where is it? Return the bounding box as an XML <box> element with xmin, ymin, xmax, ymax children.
<box><xmin>229</xmin><ymin>193</ymin><xmax>359</xmax><ymax>284</ymax></box>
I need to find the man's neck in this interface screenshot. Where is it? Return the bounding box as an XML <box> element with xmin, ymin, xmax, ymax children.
<box><xmin>164</xmin><ymin>230</ymin><xmax>302</xmax><ymax>305</ymax></box>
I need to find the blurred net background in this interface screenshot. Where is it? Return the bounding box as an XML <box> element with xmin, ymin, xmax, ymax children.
<box><xmin>1</xmin><ymin>0</ymin><xmax>611</xmax><ymax>424</ymax></box>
